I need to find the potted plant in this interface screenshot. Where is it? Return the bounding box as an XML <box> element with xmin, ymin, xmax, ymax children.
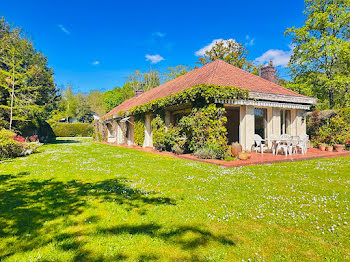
<box><xmin>238</xmin><ymin>151</ymin><xmax>251</xmax><ymax>160</ymax></box>
<box><xmin>334</xmin><ymin>144</ymin><xmax>345</xmax><ymax>152</ymax></box>
<box><xmin>325</xmin><ymin>144</ymin><xmax>333</xmax><ymax>152</ymax></box>
<box><xmin>319</xmin><ymin>143</ymin><xmax>326</xmax><ymax>151</ymax></box>
<box><xmin>231</xmin><ymin>142</ymin><xmax>242</xmax><ymax>157</ymax></box>
<box><xmin>319</xmin><ymin>115</ymin><xmax>350</xmax><ymax>153</ymax></box>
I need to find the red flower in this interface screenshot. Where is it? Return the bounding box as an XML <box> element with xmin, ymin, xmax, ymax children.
<box><xmin>14</xmin><ymin>135</ymin><xmax>25</xmax><ymax>143</ymax></box>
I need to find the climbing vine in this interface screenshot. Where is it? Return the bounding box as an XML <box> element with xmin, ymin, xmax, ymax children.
<box><xmin>128</xmin><ymin>84</ymin><xmax>248</xmax><ymax>116</ymax></box>
<box><xmin>133</xmin><ymin>115</ymin><xmax>145</xmax><ymax>146</ymax></box>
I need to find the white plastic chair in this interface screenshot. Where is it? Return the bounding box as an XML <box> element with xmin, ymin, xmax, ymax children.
<box><xmin>289</xmin><ymin>136</ymin><xmax>300</xmax><ymax>155</ymax></box>
<box><xmin>276</xmin><ymin>134</ymin><xmax>291</xmax><ymax>155</ymax></box>
<box><xmin>296</xmin><ymin>135</ymin><xmax>309</xmax><ymax>154</ymax></box>
<box><xmin>253</xmin><ymin>134</ymin><xmax>267</xmax><ymax>154</ymax></box>
<box><xmin>269</xmin><ymin>134</ymin><xmax>279</xmax><ymax>155</ymax></box>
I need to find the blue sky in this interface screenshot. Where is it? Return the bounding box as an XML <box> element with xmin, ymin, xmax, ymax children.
<box><xmin>1</xmin><ymin>0</ymin><xmax>306</xmax><ymax>94</ymax></box>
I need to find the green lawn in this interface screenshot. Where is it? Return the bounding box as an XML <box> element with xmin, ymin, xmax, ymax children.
<box><xmin>0</xmin><ymin>138</ymin><xmax>349</xmax><ymax>261</ymax></box>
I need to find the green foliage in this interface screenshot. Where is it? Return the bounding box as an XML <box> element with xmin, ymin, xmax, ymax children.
<box><xmin>104</xmin><ymin>83</ymin><xmax>134</xmax><ymax>112</ymax></box>
<box><xmin>285</xmin><ymin>0</ymin><xmax>350</xmax><ymax>109</ymax></box>
<box><xmin>0</xmin><ymin>16</ymin><xmax>59</xmax><ymax>131</ymax></box>
<box><xmin>0</xmin><ymin>128</ymin><xmax>22</xmax><ymax>159</ymax></box>
<box><xmin>87</xmin><ymin>90</ymin><xmax>106</xmax><ymax>116</ymax></box>
<box><xmin>178</xmin><ymin>104</ymin><xmax>228</xmax><ymax>157</ymax></box>
<box><xmin>194</xmin><ymin>143</ymin><xmax>228</xmax><ymax>160</ymax></box>
<box><xmin>309</xmin><ymin>108</ymin><xmax>350</xmax><ymax>146</ymax></box>
<box><xmin>129</xmin><ymin>84</ymin><xmax>248</xmax><ymax>116</ymax></box>
<box><xmin>164</xmin><ymin>65</ymin><xmax>190</xmax><ymax>82</ymax></box>
<box><xmin>318</xmin><ymin>115</ymin><xmax>350</xmax><ymax>145</ymax></box>
<box><xmin>133</xmin><ymin>117</ymin><xmax>145</xmax><ymax>146</ymax></box>
<box><xmin>51</xmin><ymin>123</ymin><xmax>94</xmax><ymax>137</ymax></box>
<box><xmin>151</xmin><ymin>115</ymin><xmax>181</xmax><ymax>152</ymax></box>
<box><xmin>196</xmin><ymin>39</ymin><xmax>260</xmax><ymax>75</ymax></box>
<box><xmin>127</xmin><ymin>68</ymin><xmax>161</xmax><ymax>92</ymax></box>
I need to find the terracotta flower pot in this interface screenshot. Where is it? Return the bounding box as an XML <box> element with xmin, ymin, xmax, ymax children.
<box><xmin>231</xmin><ymin>142</ymin><xmax>242</xmax><ymax>157</ymax></box>
<box><xmin>319</xmin><ymin>145</ymin><xmax>326</xmax><ymax>151</ymax></box>
<box><xmin>334</xmin><ymin>144</ymin><xmax>345</xmax><ymax>152</ymax></box>
<box><xmin>239</xmin><ymin>153</ymin><xmax>249</xmax><ymax>160</ymax></box>
<box><xmin>325</xmin><ymin>146</ymin><xmax>333</xmax><ymax>152</ymax></box>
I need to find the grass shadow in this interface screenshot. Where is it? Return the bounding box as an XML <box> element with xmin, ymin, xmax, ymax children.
<box><xmin>98</xmin><ymin>223</ymin><xmax>235</xmax><ymax>251</ymax></box>
<box><xmin>0</xmin><ymin>172</ymin><xmax>175</xmax><ymax>260</ymax></box>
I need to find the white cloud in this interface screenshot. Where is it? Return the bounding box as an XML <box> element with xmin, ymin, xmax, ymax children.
<box><xmin>145</xmin><ymin>54</ymin><xmax>164</xmax><ymax>64</ymax></box>
<box><xmin>245</xmin><ymin>35</ymin><xmax>255</xmax><ymax>46</ymax></box>
<box><xmin>58</xmin><ymin>24</ymin><xmax>70</xmax><ymax>35</ymax></box>
<box><xmin>152</xmin><ymin>32</ymin><xmax>166</xmax><ymax>37</ymax></box>
<box><xmin>254</xmin><ymin>49</ymin><xmax>292</xmax><ymax>67</ymax></box>
<box><xmin>195</xmin><ymin>39</ymin><xmax>236</xmax><ymax>56</ymax></box>
<box><xmin>92</xmin><ymin>61</ymin><xmax>100</xmax><ymax>65</ymax></box>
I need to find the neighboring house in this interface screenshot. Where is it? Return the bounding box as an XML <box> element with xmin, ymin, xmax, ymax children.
<box><xmin>97</xmin><ymin>60</ymin><xmax>316</xmax><ymax>151</ymax></box>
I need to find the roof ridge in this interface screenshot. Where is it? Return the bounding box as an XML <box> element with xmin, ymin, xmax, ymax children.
<box><xmin>208</xmin><ymin>60</ymin><xmax>220</xmax><ymax>83</ymax></box>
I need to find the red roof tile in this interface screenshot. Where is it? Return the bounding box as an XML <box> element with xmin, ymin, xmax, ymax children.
<box><xmin>104</xmin><ymin>60</ymin><xmax>305</xmax><ymax>117</ymax></box>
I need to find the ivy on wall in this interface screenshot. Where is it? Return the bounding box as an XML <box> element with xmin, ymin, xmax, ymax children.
<box><xmin>105</xmin><ymin>84</ymin><xmax>248</xmax><ymax>118</ymax></box>
<box><xmin>133</xmin><ymin>116</ymin><xmax>145</xmax><ymax>146</ymax></box>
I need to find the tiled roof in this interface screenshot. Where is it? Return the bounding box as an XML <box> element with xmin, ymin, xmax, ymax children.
<box><xmin>104</xmin><ymin>60</ymin><xmax>305</xmax><ymax>117</ymax></box>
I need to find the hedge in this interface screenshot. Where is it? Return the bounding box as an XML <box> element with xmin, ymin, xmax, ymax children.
<box><xmin>51</xmin><ymin>123</ymin><xmax>94</xmax><ymax>137</ymax></box>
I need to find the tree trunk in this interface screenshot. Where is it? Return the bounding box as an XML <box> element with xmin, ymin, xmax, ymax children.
<box><xmin>9</xmin><ymin>57</ymin><xmax>15</xmax><ymax>130</ymax></box>
<box><xmin>329</xmin><ymin>89</ymin><xmax>334</xmax><ymax>109</ymax></box>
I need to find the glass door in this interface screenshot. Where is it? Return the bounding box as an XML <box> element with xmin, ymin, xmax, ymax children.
<box><xmin>254</xmin><ymin>108</ymin><xmax>267</xmax><ymax>139</ymax></box>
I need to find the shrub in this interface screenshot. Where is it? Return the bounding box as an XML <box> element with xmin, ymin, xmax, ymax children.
<box><xmin>151</xmin><ymin>115</ymin><xmax>181</xmax><ymax>152</ymax></box>
<box><xmin>134</xmin><ymin>118</ymin><xmax>145</xmax><ymax>146</ymax></box>
<box><xmin>318</xmin><ymin>115</ymin><xmax>350</xmax><ymax>145</ymax></box>
<box><xmin>178</xmin><ymin>104</ymin><xmax>228</xmax><ymax>154</ymax></box>
<box><xmin>0</xmin><ymin>129</ymin><xmax>23</xmax><ymax>159</ymax></box>
<box><xmin>52</xmin><ymin>123</ymin><xmax>94</xmax><ymax>137</ymax></box>
<box><xmin>194</xmin><ymin>144</ymin><xmax>228</xmax><ymax>159</ymax></box>
<box><xmin>172</xmin><ymin>144</ymin><xmax>184</xmax><ymax>155</ymax></box>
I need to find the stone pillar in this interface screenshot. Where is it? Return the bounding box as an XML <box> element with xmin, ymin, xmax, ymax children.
<box><xmin>165</xmin><ymin>111</ymin><xmax>171</xmax><ymax>131</ymax></box>
<box><xmin>239</xmin><ymin>105</ymin><xmax>255</xmax><ymax>151</ymax></box>
<box><xmin>239</xmin><ymin>105</ymin><xmax>246</xmax><ymax>150</ymax></box>
<box><xmin>245</xmin><ymin>106</ymin><xmax>255</xmax><ymax>151</ymax></box>
<box><xmin>291</xmin><ymin>109</ymin><xmax>297</xmax><ymax>136</ymax></box>
<box><xmin>127</xmin><ymin>117</ymin><xmax>134</xmax><ymax>145</ymax></box>
<box><xmin>267</xmin><ymin>107</ymin><xmax>273</xmax><ymax>147</ymax></box>
<box><xmin>272</xmin><ymin>108</ymin><xmax>281</xmax><ymax>136</ymax></box>
<box><xmin>116</xmin><ymin>120</ymin><xmax>123</xmax><ymax>144</ymax></box>
<box><xmin>143</xmin><ymin>113</ymin><xmax>153</xmax><ymax>147</ymax></box>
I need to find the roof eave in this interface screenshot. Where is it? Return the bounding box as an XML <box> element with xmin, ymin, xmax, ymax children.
<box><xmin>249</xmin><ymin>91</ymin><xmax>317</xmax><ymax>105</ymax></box>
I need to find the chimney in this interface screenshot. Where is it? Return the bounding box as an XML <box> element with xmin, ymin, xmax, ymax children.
<box><xmin>134</xmin><ymin>89</ymin><xmax>144</xmax><ymax>97</ymax></box>
<box><xmin>260</xmin><ymin>60</ymin><xmax>276</xmax><ymax>83</ymax></box>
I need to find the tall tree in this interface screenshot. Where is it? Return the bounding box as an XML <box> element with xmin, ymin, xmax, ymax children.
<box><xmin>0</xmin><ymin>17</ymin><xmax>58</xmax><ymax>131</ymax></box>
<box><xmin>285</xmin><ymin>0</ymin><xmax>350</xmax><ymax>109</ymax></box>
<box><xmin>197</xmin><ymin>39</ymin><xmax>259</xmax><ymax>75</ymax></box>
<box><xmin>164</xmin><ymin>65</ymin><xmax>190</xmax><ymax>82</ymax></box>
<box><xmin>127</xmin><ymin>68</ymin><xmax>161</xmax><ymax>91</ymax></box>
<box><xmin>87</xmin><ymin>90</ymin><xmax>106</xmax><ymax>116</ymax></box>
<box><xmin>104</xmin><ymin>83</ymin><xmax>134</xmax><ymax>112</ymax></box>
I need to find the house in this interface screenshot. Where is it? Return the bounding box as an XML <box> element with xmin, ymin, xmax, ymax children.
<box><xmin>96</xmin><ymin>60</ymin><xmax>316</xmax><ymax>151</ymax></box>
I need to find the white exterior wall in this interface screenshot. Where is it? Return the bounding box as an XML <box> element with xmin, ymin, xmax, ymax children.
<box><xmin>295</xmin><ymin>109</ymin><xmax>307</xmax><ymax>136</ymax></box>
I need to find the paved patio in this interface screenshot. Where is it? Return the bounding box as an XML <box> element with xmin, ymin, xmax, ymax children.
<box><xmin>100</xmin><ymin>142</ymin><xmax>350</xmax><ymax>168</ymax></box>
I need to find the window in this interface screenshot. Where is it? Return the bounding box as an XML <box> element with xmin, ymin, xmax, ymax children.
<box><xmin>280</xmin><ymin>110</ymin><xmax>291</xmax><ymax>135</ymax></box>
<box><xmin>254</xmin><ymin>108</ymin><xmax>267</xmax><ymax>139</ymax></box>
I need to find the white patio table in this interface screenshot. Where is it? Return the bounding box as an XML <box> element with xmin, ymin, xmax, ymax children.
<box><xmin>265</xmin><ymin>137</ymin><xmax>293</xmax><ymax>155</ymax></box>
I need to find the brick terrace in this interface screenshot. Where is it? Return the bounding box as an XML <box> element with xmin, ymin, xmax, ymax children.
<box><xmin>99</xmin><ymin>142</ymin><xmax>350</xmax><ymax>168</ymax></box>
